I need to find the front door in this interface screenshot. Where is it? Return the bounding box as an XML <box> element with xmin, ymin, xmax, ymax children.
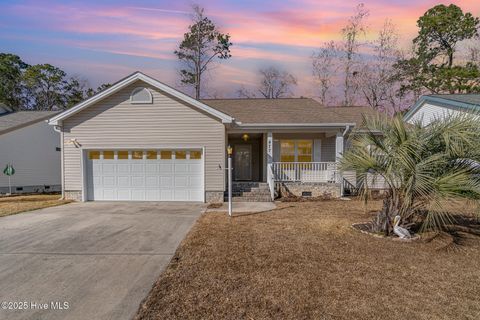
<box><xmin>234</xmin><ymin>145</ymin><xmax>252</xmax><ymax>180</ymax></box>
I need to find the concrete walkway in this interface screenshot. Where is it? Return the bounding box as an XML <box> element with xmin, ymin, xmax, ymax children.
<box><xmin>0</xmin><ymin>201</ymin><xmax>206</xmax><ymax>320</ymax></box>
<box><xmin>206</xmin><ymin>201</ymin><xmax>277</xmax><ymax>214</ymax></box>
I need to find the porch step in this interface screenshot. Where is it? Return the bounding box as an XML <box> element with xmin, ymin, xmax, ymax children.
<box><xmin>225</xmin><ymin>182</ymin><xmax>272</xmax><ymax>202</ymax></box>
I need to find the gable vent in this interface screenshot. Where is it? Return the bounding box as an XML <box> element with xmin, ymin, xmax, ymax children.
<box><xmin>130</xmin><ymin>87</ymin><xmax>153</xmax><ymax>104</ymax></box>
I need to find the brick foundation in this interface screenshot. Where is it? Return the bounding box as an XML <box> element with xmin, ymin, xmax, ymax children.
<box><xmin>64</xmin><ymin>190</ymin><xmax>82</xmax><ymax>201</ymax></box>
<box><xmin>280</xmin><ymin>182</ymin><xmax>341</xmax><ymax>199</ymax></box>
<box><xmin>205</xmin><ymin>191</ymin><xmax>224</xmax><ymax>203</ymax></box>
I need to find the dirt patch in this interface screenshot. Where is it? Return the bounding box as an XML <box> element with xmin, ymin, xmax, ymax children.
<box><xmin>136</xmin><ymin>200</ymin><xmax>480</xmax><ymax>320</ymax></box>
<box><xmin>206</xmin><ymin>203</ymin><xmax>223</xmax><ymax>209</ymax></box>
<box><xmin>0</xmin><ymin>194</ymin><xmax>71</xmax><ymax>217</ymax></box>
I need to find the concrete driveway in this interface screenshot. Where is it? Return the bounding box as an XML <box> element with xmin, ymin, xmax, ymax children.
<box><xmin>0</xmin><ymin>201</ymin><xmax>206</xmax><ymax>320</ymax></box>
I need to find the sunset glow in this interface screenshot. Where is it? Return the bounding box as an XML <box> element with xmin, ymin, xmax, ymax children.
<box><xmin>1</xmin><ymin>0</ymin><xmax>480</xmax><ymax>97</ymax></box>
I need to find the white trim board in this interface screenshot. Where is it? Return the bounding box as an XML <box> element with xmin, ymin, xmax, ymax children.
<box><xmin>48</xmin><ymin>72</ymin><xmax>234</xmax><ymax>126</ymax></box>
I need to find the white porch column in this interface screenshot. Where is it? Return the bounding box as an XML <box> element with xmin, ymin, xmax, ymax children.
<box><xmin>263</xmin><ymin>131</ymin><xmax>273</xmax><ymax>182</ymax></box>
<box><xmin>336</xmin><ymin>131</ymin><xmax>344</xmax><ymax>195</ymax></box>
<box><xmin>267</xmin><ymin>131</ymin><xmax>273</xmax><ymax>164</ymax></box>
<box><xmin>335</xmin><ymin>132</ymin><xmax>344</xmax><ymax>160</ymax></box>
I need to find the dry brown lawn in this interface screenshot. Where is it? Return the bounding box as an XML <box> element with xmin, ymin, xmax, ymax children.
<box><xmin>136</xmin><ymin>200</ymin><xmax>480</xmax><ymax>320</ymax></box>
<box><xmin>0</xmin><ymin>194</ymin><xmax>71</xmax><ymax>217</ymax></box>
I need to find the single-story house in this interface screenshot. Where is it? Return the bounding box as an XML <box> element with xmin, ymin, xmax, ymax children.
<box><xmin>404</xmin><ymin>94</ymin><xmax>480</xmax><ymax>126</ymax></box>
<box><xmin>0</xmin><ymin>106</ymin><xmax>61</xmax><ymax>193</ymax></box>
<box><xmin>48</xmin><ymin>72</ymin><xmax>374</xmax><ymax>203</ymax></box>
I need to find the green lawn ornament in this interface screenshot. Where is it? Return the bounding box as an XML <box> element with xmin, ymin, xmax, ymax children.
<box><xmin>3</xmin><ymin>164</ymin><xmax>15</xmax><ymax>194</ymax></box>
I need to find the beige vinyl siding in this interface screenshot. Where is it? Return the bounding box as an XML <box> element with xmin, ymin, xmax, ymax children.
<box><xmin>320</xmin><ymin>136</ymin><xmax>336</xmax><ymax>162</ymax></box>
<box><xmin>62</xmin><ymin>80</ymin><xmax>225</xmax><ymax>193</ymax></box>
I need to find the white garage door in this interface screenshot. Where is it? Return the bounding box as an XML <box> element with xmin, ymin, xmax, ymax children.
<box><xmin>86</xmin><ymin>149</ymin><xmax>203</xmax><ymax>201</ymax></box>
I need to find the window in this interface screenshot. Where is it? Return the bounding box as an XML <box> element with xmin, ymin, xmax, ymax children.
<box><xmin>88</xmin><ymin>151</ymin><xmax>100</xmax><ymax>160</ymax></box>
<box><xmin>118</xmin><ymin>151</ymin><xmax>128</xmax><ymax>160</ymax></box>
<box><xmin>190</xmin><ymin>150</ymin><xmax>202</xmax><ymax>159</ymax></box>
<box><xmin>132</xmin><ymin>151</ymin><xmax>143</xmax><ymax>160</ymax></box>
<box><xmin>280</xmin><ymin>140</ymin><xmax>295</xmax><ymax>162</ymax></box>
<box><xmin>146</xmin><ymin>150</ymin><xmax>157</xmax><ymax>160</ymax></box>
<box><xmin>175</xmin><ymin>151</ymin><xmax>187</xmax><ymax>160</ymax></box>
<box><xmin>103</xmin><ymin>151</ymin><xmax>114</xmax><ymax>159</ymax></box>
<box><xmin>279</xmin><ymin>140</ymin><xmax>313</xmax><ymax>162</ymax></box>
<box><xmin>160</xmin><ymin>150</ymin><xmax>172</xmax><ymax>159</ymax></box>
<box><xmin>130</xmin><ymin>87</ymin><xmax>153</xmax><ymax>104</ymax></box>
<box><xmin>297</xmin><ymin>140</ymin><xmax>312</xmax><ymax>162</ymax></box>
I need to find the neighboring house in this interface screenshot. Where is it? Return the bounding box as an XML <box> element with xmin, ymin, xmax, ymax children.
<box><xmin>48</xmin><ymin>72</ymin><xmax>375</xmax><ymax>203</ymax></box>
<box><xmin>404</xmin><ymin>94</ymin><xmax>480</xmax><ymax>126</ymax></box>
<box><xmin>0</xmin><ymin>107</ymin><xmax>61</xmax><ymax>193</ymax></box>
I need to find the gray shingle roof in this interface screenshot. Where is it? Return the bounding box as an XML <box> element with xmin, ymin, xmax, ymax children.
<box><xmin>201</xmin><ymin>98</ymin><xmax>376</xmax><ymax>126</ymax></box>
<box><xmin>429</xmin><ymin>94</ymin><xmax>480</xmax><ymax>108</ymax></box>
<box><xmin>0</xmin><ymin>111</ymin><xmax>60</xmax><ymax>135</ymax></box>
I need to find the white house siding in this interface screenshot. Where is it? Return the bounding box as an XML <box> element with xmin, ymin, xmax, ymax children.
<box><xmin>62</xmin><ymin>80</ymin><xmax>225</xmax><ymax>199</ymax></box>
<box><xmin>0</xmin><ymin>121</ymin><xmax>61</xmax><ymax>192</ymax></box>
<box><xmin>407</xmin><ymin>102</ymin><xmax>465</xmax><ymax>126</ymax></box>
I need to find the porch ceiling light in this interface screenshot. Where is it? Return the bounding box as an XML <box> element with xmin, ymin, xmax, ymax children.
<box><xmin>242</xmin><ymin>133</ymin><xmax>249</xmax><ymax>142</ymax></box>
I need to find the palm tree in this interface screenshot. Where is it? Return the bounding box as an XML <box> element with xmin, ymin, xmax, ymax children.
<box><xmin>340</xmin><ymin>113</ymin><xmax>480</xmax><ymax>235</ymax></box>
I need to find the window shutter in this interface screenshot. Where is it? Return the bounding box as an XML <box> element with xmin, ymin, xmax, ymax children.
<box><xmin>314</xmin><ymin>139</ymin><xmax>322</xmax><ymax>162</ymax></box>
<box><xmin>273</xmin><ymin>140</ymin><xmax>280</xmax><ymax>162</ymax></box>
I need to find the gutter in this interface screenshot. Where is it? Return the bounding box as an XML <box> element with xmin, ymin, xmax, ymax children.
<box><xmin>51</xmin><ymin>123</ymin><xmax>65</xmax><ymax>199</ymax></box>
<box><xmin>233</xmin><ymin>122</ymin><xmax>356</xmax><ymax>129</ymax></box>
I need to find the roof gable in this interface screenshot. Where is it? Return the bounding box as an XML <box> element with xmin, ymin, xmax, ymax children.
<box><xmin>404</xmin><ymin>95</ymin><xmax>480</xmax><ymax>121</ymax></box>
<box><xmin>0</xmin><ymin>111</ymin><xmax>59</xmax><ymax>135</ymax></box>
<box><xmin>48</xmin><ymin>72</ymin><xmax>234</xmax><ymax>126</ymax></box>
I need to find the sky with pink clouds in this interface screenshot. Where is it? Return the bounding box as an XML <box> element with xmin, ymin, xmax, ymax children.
<box><xmin>1</xmin><ymin>0</ymin><xmax>480</xmax><ymax>98</ymax></box>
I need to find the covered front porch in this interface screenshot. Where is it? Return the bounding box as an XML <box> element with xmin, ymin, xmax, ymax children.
<box><xmin>226</xmin><ymin>127</ymin><xmax>349</xmax><ymax>199</ymax></box>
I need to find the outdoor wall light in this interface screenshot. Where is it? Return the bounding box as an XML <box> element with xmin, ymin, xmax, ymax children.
<box><xmin>242</xmin><ymin>133</ymin><xmax>249</xmax><ymax>142</ymax></box>
<box><xmin>69</xmin><ymin>138</ymin><xmax>81</xmax><ymax>148</ymax></box>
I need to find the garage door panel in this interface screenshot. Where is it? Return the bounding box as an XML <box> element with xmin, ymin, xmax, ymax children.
<box><xmin>131</xmin><ymin>176</ymin><xmax>145</xmax><ymax>187</ymax></box>
<box><xmin>131</xmin><ymin>164</ymin><xmax>144</xmax><ymax>173</ymax></box>
<box><xmin>189</xmin><ymin>176</ymin><xmax>202</xmax><ymax>187</ymax></box>
<box><xmin>87</xmin><ymin>149</ymin><xmax>203</xmax><ymax>202</ymax></box>
<box><xmin>102</xmin><ymin>163</ymin><xmax>115</xmax><ymax>173</ymax></box>
<box><xmin>117</xmin><ymin>164</ymin><xmax>130</xmax><ymax>173</ymax></box>
<box><xmin>145</xmin><ymin>176</ymin><xmax>158</xmax><ymax>187</ymax></box>
<box><xmin>188</xmin><ymin>163</ymin><xmax>202</xmax><ymax>172</ymax></box>
<box><xmin>117</xmin><ymin>189</ymin><xmax>131</xmax><ymax>200</ymax></box>
<box><xmin>175</xmin><ymin>163</ymin><xmax>188</xmax><ymax>173</ymax></box>
<box><xmin>190</xmin><ymin>190</ymin><xmax>203</xmax><ymax>201</ymax></box>
<box><xmin>145</xmin><ymin>189</ymin><xmax>160</xmax><ymax>200</ymax></box>
<box><xmin>117</xmin><ymin>176</ymin><xmax>130</xmax><ymax>187</ymax></box>
<box><xmin>92</xmin><ymin>163</ymin><xmax>102</xmax><ymax>174</ymax></box>
<box><xmin>103</xmin><ymin>176</ymin><xmax>116</xmax><ymax>187</ymax></box>
<box><xmin>131</xmin><ymin>189</ymin><xmax>145</xmax><ymax>201</ymax></box>
<box><xmin>174</xmin><ymin>190</ymin><xmax>188</xmax><ymax>201</ymax></box>
<box><xmin>174</xmin><ymin>176</ymin><xmax>188</xmax><ymax>188</ymax></box>
<box><xmin>161</xmin><ymin>189</ymin><xmax>173</xmax><ymax>201</ymax></box>
<box><xmin>103</xmin><ymin>189</ymin><xmax>116</xmax><ymax>200</ymax></box>
<box><xmin>160</xmin><ymin>176</ymin><xmax>173</xmax><ymax>187</ymax></box>
<box><xmin>145</xmin><ymin>163</ymin><xmax>157</xmax><ymax>173</ymax></box>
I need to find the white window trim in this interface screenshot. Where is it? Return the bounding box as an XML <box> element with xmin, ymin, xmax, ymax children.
<box><xmin>130</xmin><ymin>87</ymin><xmax>153</xmax><ymax>104</ymax></box>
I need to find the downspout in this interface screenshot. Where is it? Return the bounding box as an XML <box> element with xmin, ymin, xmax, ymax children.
<box><xmin>53</xmin><ymin>124</ymin><xmax>65</xmax><ymax>199</ymax></box>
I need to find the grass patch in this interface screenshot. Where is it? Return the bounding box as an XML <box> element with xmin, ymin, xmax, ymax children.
<box><xmin>0</xmin><ymin>194</ymin><xmax>71</xmax><ymax>217</ymax></box>
<box><xmin>136</xmin><ymin>200</ymin><xmax>480</xmax><ymax>320</ymax></box>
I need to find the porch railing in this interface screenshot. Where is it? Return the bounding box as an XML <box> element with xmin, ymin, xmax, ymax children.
<box><xmin>271</xmin><ymin>162</ymin><xmax>338</xmax><ymax>183</ymax></box>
